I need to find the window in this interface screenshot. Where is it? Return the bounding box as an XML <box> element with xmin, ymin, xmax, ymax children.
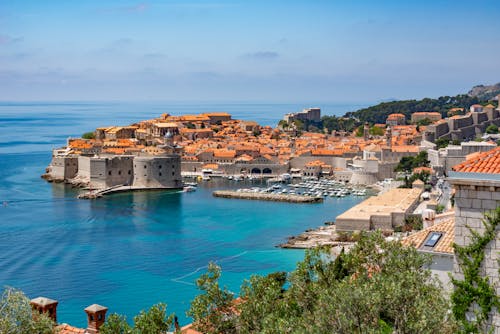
<box><xmin>159</xmin><ymin>165</ymin><xmax>162</xmax><ymax>169</ymax></box>
<box><xmin>108</xmin><ymin>171</ymin><xmax>111</xmax><ymax>175</ymax></box>
<box><xmin>424</xmin><ymin>232</ymin><xmax>442</xmax><ymax>247</ymax></box>
<box><xmin>128</xmin><ymin>170</ymin><xmax>131</xmax><ymax>175</ymax></box>
<box><xmin>159</xmin><ymin>172</ymin><xmax>162</xmax><ymax>176</ymax></box>
<box><xmin>118</xmin><ymin>170</ymin><xmax>121</xmax><ymax>175</ymax></box>
<box><xmin>144</xmin><ymin>165</ymin><xmax>147</xmax><ymax>169</ymax></box>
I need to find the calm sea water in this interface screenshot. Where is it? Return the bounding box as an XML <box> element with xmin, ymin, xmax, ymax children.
<box><xmin>0</xmin><ymin>102</ymin><xmax>366</xmax><ymax>327</ymax></box>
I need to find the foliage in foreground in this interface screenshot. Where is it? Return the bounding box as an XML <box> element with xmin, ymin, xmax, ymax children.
<box><xmin>451</xmin><ymin>207</ymin><xmax>500</xmax><ymax>333</ymax></box>
<box><xmin>0</xmin><ymin>287</ymin><xmax>55</xmax><ymax>334</ymax></box>
<box><xmin>188</xmin><ymin>233</ymin><xmax>457</xmax><ymax>333</ymax></box>
<box><xmin>100</xmin><ymin>303</ymin><xmax>173</xmax><ymax>334</ymax></box>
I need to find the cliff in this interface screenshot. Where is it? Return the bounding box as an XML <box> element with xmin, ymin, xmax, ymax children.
<box><xmin>468</xmin><ymin>82</ymin><xmax>500</xmax><ymax>100</ymax></box>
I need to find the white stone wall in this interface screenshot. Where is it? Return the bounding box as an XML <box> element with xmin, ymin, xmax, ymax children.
<box><xmin>89</xmin><ymin>158</ymin><xmax>107</xmax><ymax>189</ymax></box>
<box><xmin>48</xmin><ymin>156</ymin><xmax>78</xmax><ymax>180</ymax></box>
<box><xmin>133</xmin><ymin>156</ymin><xmax>182</xmax><ymax>189</ymax></box>
<box><xmin>452</xmin><ymin>181</ymin><xmax>500</xmax><ymax>332</ymax></box>
<box><xmin>103</xmin><ymin>155</ymin><xmax>134</xmax><ymax>187</ymax></box>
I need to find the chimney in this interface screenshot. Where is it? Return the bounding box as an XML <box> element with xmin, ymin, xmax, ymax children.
<box><xmin>422</xmin><ymin>209</ymin><xmax>436</xmax><ymax>228</ymax></box>
<box><xmin>30</xmin><ymin>297</ymin><xmax>58</xmax><ymax>323</ymax></box>
<box><xmin>84</xmin><ymin>304</ymin><xmax>108</xmax><ymax>334</ymax></box>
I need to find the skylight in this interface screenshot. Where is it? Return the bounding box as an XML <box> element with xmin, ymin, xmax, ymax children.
<box><xmin>424</xmin><ymin>232</ymin><xmax>443</xmax><ymax>247</ymax></box>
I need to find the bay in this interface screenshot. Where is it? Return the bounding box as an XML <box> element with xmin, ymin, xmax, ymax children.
<box><xmin>0</xmin><ymin>102</ymin><xmax>366</xmax><ymax>327</ymax></box>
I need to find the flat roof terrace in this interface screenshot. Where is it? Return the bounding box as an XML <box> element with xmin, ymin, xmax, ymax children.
<box><xmin>335</xmin><ymin>188</ymin><xmax>422</xmax><ymax>231</ymax></box>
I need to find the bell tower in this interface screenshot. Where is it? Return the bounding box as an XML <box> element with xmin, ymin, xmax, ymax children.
<box><xmin>363</xmin><ymin>122</ymin><xmax>370</xmax><ymax>141</ymax></box>
<box><xmin>386</xmin><ymin>125</ymin><xmax>392</xmax><ymax>148</ymax></box>
<box><xmin>84</xmin><ymin>304</ymin><xmax>108</xmax><ymax>334</ymax></box>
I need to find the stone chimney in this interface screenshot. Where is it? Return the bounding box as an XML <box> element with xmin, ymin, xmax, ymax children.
<box><xmin>30</xmin><ymin>297</ymin><xmax>58</xmax><ymax>323</ymax></box>
<box><xmin>84</xmin><ymin>304</ymin><xmax>108</xmax><ymax>334</ymax></box>
<box><xmin>422</xmin><ymin>209</ymin><xmax>436</xmax><ymax>229</ymax></box>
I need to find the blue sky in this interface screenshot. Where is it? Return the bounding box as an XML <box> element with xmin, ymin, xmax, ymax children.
<box><xmin>1</xmin><ymin>0</ymin><xmax>499</xmax><ymax>102</ymax></box>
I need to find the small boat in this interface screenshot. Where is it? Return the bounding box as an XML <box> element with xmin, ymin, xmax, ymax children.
<box><xmin>183</xmin><ymin>185</ymin><xmax>197</xmax><ymax>192</ymax></box>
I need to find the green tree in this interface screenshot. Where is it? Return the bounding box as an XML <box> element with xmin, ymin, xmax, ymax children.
<box><xmin>188</xmin><ymin>233</ymin><xmax>456</xmax><ymax>333</ymax></box>
<box><xmin>355</xmin><ymin>125</ymin><xmax>364</xmax><ymax>137</ymax></box>
<box><xmin>100</xmin><ymin>313</ymin><xmax>132</xmax><ymax>334</ymax></box>
<box><xmin>187</xmin><ymin>262</ymin><xmax>237</xmax><ymax>334</ymax></box>
<box><xmin>292</xmin><ymin>120</ymin><xmax>304</xmax><ymax>131</ymax></box>
<box><xmin>133</xmin><ymin>303</ymin><xmax>173</xmax><ymax>334</ymax></box>
<box><xmin>435</xmin><ymin>204</ymin><xmax>445</xmax><ymax>214</ymax></box>
<box><xmin>82</xmin><ymin>131</ymin><xmax>95</xmax><ymax>139</ymax></box>
<box><xmin>369</xmin><ymin>125</ymin><xmax>384</xmax><ymax>136</ymax></box>
<box><xmin>395</xmin><ymin>151</ymin><xmax>429</xmax><ymax>173</ymax></box>
<box><xmin>0</xmin><ymin>287</ymin><xmax>56</xmax><ymax>334</ymax></box>
<box><xmin>100</xmin><ymin>304</ymin><xmax>173</xmax><ymax>334</ymax></box>
<box><xmin>486</xmin><ymin>124</ymin><xmax>498</xmax><ymax>134</ymax></box>
<box><xmin>238</xmin><ymin>272</ymin><xmax>288</xmax><ymax>333</ymax></box>
<box><xmin>416</xmin><ymin>118</ymin><xmax>432</xmax><ymax>126</ymax></box>
<box><xmin>277</xmin><ymin>120</ymin><xmax>288</xmax><ymax>129</ymax></box>
<box><xmin>436</xmin><ymin>137</ymin><xmax>451</xmax><ymax>149</ymax></box>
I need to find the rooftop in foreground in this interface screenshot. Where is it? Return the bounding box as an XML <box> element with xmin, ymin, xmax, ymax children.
<box><xmin>336</xmin><ymin>188</ymin><xmax>422</xmax><ymax>220</ymax></box>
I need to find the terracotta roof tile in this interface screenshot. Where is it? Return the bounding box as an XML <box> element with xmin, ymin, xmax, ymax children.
<box><xmin>452</xmin><ymin>147</ymin><xmax>500</xmax><ymax>174</ymax></box>
<box><xmin>401</xmin><ymin>219</ymin><xmax>455</xmax><ymax>254</ymax></box>
<box><xmin>57</xmin><ymin>324</ymin><xmax>86</xmax><ymax>334</ymax></box>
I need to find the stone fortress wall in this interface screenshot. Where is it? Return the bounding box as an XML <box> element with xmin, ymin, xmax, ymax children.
<box><xmin>424</xmin><ymin>108</ymin><xmax>500</xmax><ymax>142</ymax></box>
<box><xmin>46</xmin><ymin>153</ymin><xmax>182</xmax><ymax>190</ymax></box>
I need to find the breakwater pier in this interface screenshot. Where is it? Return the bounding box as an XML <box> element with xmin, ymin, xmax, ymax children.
<box><xmin>213</xmin><ymin>190</ymin><xmax>323</xmax><ymax>203</ymax></box>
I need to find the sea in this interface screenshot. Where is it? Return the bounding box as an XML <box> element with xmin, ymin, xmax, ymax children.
<box><xmin>0</xmin><ymin>101</ymin><xmax>368</xmax><ymax>327</ymax></box>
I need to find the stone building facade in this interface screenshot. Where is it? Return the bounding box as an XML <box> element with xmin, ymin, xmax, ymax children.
<box><xmin>448</xmin><ymin>147</ymin><xmax>500</xmax><ymax>332</ymax></box>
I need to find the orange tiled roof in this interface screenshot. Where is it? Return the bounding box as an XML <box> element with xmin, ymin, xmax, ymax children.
<box><xmin>181</xmin><ymin>324</ymin><xmax>203</xmax><ymax>334</ymax></box>
<box><xmin>202</xmin><ymin>112</ymin><xmax>231</xmax><ymax>117</ymax></box>
<box><xmin>57</xmin><ymin>324</ymin><xmax>86</xmax><ymax>334</ymax></box>
<box><xmin>401</xmin><ymin>219</ymin><xmax>455</xmax><ymax>254</ymax></box>
<box><xmin>413</xmin><ymin>166</ymin><xmax>434</xmax><ymax>174</ymax></box>
<box><xmin>202</xmin><ymin>163</ymin><xmax>219</xmax><ymax>169</ymax></box>
<box><xmin>311</xmin><ymin>149</ymin><xmax>338</xmax><ymax>156</ymax></box>
<box><xmin>452</xmin><ymin>147</ymin><xmax>500</xmax><ymax>174</ymax></box>
<box><xmin>213</xmin><ymin>149</ymin><xmax>236</xmax><ymax>158</ymax></box>
<box><xmin>412</xmin><ymin>111</ymin><xmax>441</xmax><ymax>116</ymax></box>
<box><xmin>391</xmin><ymin>145</ymin><xmax>419</xmax><ymax>153</ymax></box>
<box><xmin>305</xmin><ymin>160</ymin><xmax>326</xmax><ymax>167</ymax></box>
<box><xmin>387</xmin><ymin>113</ymin><xmax>405</xmax><ymax>119</ymax></box>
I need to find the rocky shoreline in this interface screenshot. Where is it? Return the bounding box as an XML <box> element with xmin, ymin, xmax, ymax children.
<box><xmin>278</xmin><ymin>223</ymin><xmax>355</xmax><ymax>249</ymax></box>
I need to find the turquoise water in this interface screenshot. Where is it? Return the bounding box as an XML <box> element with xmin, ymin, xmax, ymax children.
<box><xmin>0</xmin><ymin>102</ymin><xmax>366</xmax><ymax>327</ymax></box>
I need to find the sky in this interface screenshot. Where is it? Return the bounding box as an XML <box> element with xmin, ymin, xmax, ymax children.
<box><xmin>1</xmin><ymin>0</ymin><xmax>500</xmax><ymax>103</ymax></box>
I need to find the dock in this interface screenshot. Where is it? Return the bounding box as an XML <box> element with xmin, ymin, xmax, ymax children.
<box><xmin>212</xmin><ymin>190</ymin><xmax>323</xmax><ymax>203</ymax></box>
<box><xmin>77</xmin><ymin>185</ymin><xmax>182</xmax><ymax>199</ymax></box>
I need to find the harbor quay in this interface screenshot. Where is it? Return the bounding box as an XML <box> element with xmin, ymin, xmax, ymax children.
<box><xmin>212</xmin><ymin>190</ymin><xmax>323</xmax><ymax>203</ymax></box>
